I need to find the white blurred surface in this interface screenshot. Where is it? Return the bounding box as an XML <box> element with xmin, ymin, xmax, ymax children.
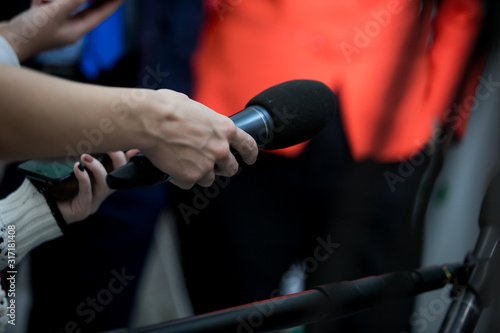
<box><xmin>414</xmin><ymin>49</ymin><xmax>500</xmax><ymax>333</ymax></box>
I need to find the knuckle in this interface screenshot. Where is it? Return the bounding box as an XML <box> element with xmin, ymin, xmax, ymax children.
<box><xmin>220</xmin><ymin>118</ymin><xmax>237</xmax><ymax>137</ymax></box>
<box><xmin>185</xmin><ymin>168</ymin><xmax>204</xmax><ymax>183</ymax></box>
<box><xmin>199</xmin><ymin>174</ymin><xmax>215</xmax><ymax>187</ymax></box>
<box><xmin>173</xmin><ymin>180</ymin><xmax>193</xmax><ymax>190</ymax></box>
<box><xmin>244</xmin><ymin>135</ymin><xmax>257</xmax><ymax>151</ymax></box>
<box><xmin>237</xmin><ymin>135</ymin><xmax>256</xmax><ymax>154</ymax></box>
<box><xmin>214</xmin><ymin>144</ymin><xmax>230</xmax><ymax>159</ymax></box>
<box><xmin>227</xmin><ymin>163</ymin><xmax>239</xmax><ymax>177</ymax></box>
<box><xmin>176</xmin><ymin>92</ymin><xmax>189</xmax><ymax>100</ymax></box>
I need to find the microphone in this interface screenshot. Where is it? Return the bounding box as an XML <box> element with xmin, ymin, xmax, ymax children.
<box><xmin>106</xmin><ymin>79</ymin><xmax>338</xmax><ymax>189</ymax></box>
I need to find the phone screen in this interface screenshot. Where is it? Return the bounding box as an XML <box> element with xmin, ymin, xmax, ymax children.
<box><xmin>18</xmin><ymin>158</ymin><xmax>75</xmax><ymax>184</ymax></box>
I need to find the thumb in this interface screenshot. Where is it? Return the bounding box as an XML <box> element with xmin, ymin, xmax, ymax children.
<box><xmin>56</xmin><ymin>0</ymin><xmax>89</xmax><ymax>17</ymax></box>
<box><xmin>31</xmin><ymin>0</ymin><xmax>45</xmax><ymax>7</ymax></box>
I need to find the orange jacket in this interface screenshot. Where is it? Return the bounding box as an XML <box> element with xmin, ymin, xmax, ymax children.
<box><xmin>193</xmin><ymin>0</ymin><xmax>484</xmax><ymax>161</ymax></box>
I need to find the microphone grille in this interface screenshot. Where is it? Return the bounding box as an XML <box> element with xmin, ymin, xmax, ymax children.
<box><xmin>245</xmin><ymin>79</ymin><xmax>338</xmax><ymax>150</ymax></box>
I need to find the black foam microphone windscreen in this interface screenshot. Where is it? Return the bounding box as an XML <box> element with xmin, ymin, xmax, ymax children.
<box><xmin>246</xmin><ymin>79</ymin><xmax>338</xmax><ymax>150</ymax></box>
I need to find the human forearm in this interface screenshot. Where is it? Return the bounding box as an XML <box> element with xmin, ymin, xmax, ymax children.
<box><xmin>0</xmin><ymin>64</ymin><xmax>258</xmax><ymax>188</ymax></box>
<box><xmin>0</xmin><ymin>64</ymin><xmax>151</xmax><ymax>161</ymax></box>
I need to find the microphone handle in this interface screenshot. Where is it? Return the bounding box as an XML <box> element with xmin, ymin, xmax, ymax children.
<box><xmin>229</xmin><ymin>105</ymin><xmax>274</xmax><ymax>146</ymax></box>
<box><xmin>106</xmin><ymin>106</ymin><xmax>273</xmax><ymax>190</ymax></box>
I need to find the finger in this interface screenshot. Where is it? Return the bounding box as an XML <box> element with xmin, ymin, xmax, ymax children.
<box><xmin>56</xmin><ymin>162</ymin><xmax>91</xmax><ymax>224</ymax></box>
<box><xmin>31</xmin><ymin>0</ymin><xmax>45</xmax><ymax>7</ymax></box>
<box><xmin>57</xmin><ymin>0</ymin><xmax>88</xmax><ymax>17</ymax></box>
<box><xmin>81</xmin><ymin>154</ymin><xmax>109</xmax><ymax>197</ymax></box>
<box><xmin>107</xmin><ymin>151</ymin><xmax>127</xmax><ymax>170</ymax></box>
<box><xmin>125</xmin><ymin>149</ymin><xmax>140</xmax><ymax>162</ymax></box>
<box><xmin>214</xmin><ymin>153</ymin><xmax>239</xmax><ymax>177</ymax></box>
<box><xmin>196</xmin><ymin>171</ymin><xmax>216</xmax><ymax>188</ymax></box>
<box><xmin>32</xmin><ymin>0</ymin><xmax>60</xmax><ymax>7</ymax></box>
<box><xmin>230</xmin><ymin>128</ymin><xmax>259</xmax><ymax>165</ymax></box>
<box><xmin>31</xmin><ymin>0</ymin><xmax>85</xmax><ymax>25</ymax></box>
<box><xmin>169</xmin><ymin>178</ymin><xmax>194</xmax><ymax>190</ymax></box>
<box><xmin>72</xmin><ymin>161</ymin><xmax>92</xmax><ymax>209</ymax></box>
<box><xmin>67</xmin><ymin>0</ymin><xmax>124</xmax><ymax>36</ymax></box>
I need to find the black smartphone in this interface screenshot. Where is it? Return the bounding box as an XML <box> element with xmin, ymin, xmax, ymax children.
<box><xmin>17</xmin><ymin>154</ymin><xmax>111</xmax><ymax>200</ymax></box>
<box><xmin>18</xmin><ymin>158</ymin><xmax>77</xmax><ymax>185</ymax></box>
<box><xmin>18</xmin><ymin>153</ymin><xmax>111</xmax><ymax>184</ymax></box>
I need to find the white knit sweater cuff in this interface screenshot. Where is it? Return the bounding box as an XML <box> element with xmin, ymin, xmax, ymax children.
<box><xmin>0</xmin><ymin>179</ymin><xmax>62</xmax><ymax>265</ymax></box>
<box><xmin>0</xmin><ymin>35</ymin><xmax>20</xmax><ymax>67</ymax></box>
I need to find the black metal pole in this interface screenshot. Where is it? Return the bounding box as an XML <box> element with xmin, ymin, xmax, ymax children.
<box><xmin>104</xmin><ymin>263</ymin><xmax>464</xmax><ymax>333</ymax></box>
<box><xmin>127</xmin><ymin>290</ymin><xmax>331</xmax><ymax>333</ymax></box>
<box><xmin>439</xmin><ymin>170</ymin><xmax>500</xmax><ymax>333</ymax></box>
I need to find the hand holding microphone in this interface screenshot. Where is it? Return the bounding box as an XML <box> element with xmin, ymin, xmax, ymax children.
<box><xmin>126</xmin><ymin>89</ymin><xmax>260</xmax><ymax>190</ymax></box>
<box><xmin>107</xmin><ymin>79</ymin><xmax>338</xmax><ymax>190</ymax></box>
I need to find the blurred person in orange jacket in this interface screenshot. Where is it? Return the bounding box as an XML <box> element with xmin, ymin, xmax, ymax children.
<box><xmin>169</xmin><ymin>0</ymin><xmax>493</xmax><ymax>332</ymax></box>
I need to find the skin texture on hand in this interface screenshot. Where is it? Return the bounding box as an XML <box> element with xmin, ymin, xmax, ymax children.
<box><xmin>0</xmin><ymin>0</ymin><xmax>123</xmax><ymax>62</ymax></box>
<box><xmin>136</xmin><ymin>89</ymin><xmax>259</xmax><ymax>189</ymax></box>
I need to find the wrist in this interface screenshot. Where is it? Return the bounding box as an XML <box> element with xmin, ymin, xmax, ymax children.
<box><xmin>0</xmin><ymin>20</ymin><xmax>30</xmax><ymax>62</ymax></box>
<box><xmin>0</xmin><ymin>27</ymin><xmax>20</xmax><ymax>67</ymax></box>
<box><xmin>0</xmin><ymin>22</ymin><xmax>9</xmax><ymax>43</ymax></box>
<box><xmin>30</xmin><ymin>180</ymin><xmax>69</xmax><ymax>234</ymax></box>
<box><xmin>0</xmin><ymin>179</ymin><xmax>63</xmax><ymax>263</ymax></box>
<box><xmin>0</xmin><ymin>22</ymin><xmax>7</xmax><ymax>38</ymax></box>
<box><xmin>68</xmin><ymin>86</ymin><xmax>159</xmax><ymax>154</ymax></box>
<box><xmin>122</xmin><ymin>89</ymin><xmax>175</xmax><ymax>152</ymax></box>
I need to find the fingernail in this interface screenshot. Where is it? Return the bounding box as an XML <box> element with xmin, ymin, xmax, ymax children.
<box><xmin>82</xmin><ymin>154</ymin><xmax>94</xmax><ymax>163</ymax></box>
<box><xmin>78</xmin><ymin>162</ymin><xmax>85</xmax><ymax>172</ymax></box>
